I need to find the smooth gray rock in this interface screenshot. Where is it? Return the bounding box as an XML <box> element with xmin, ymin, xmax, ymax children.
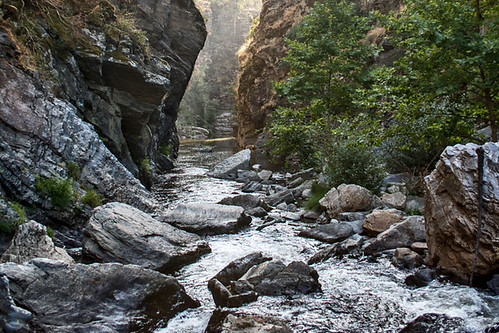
<box><xmin>362</xmin><ymin>209</ymin><xmax>406</xmax><ymax>236</ymax></box>
<box><xmin>212</xmin><ymin>252</ymin><xmax>271</xmax><ymax>286</ymax></box>
<box><xmin>258</xmin><ymin>170</ymin><xmax>273</xmax><ymax>181</ymax></box>
<box><xmin>391</xmin><ymin>248</ymin><xmax>423</xmax><ymax>269</ymax></box>
<box><xmin>425</xmin><ymin>143</ymin><xmax>499</xmax><ymax>282</ymax></box>
<box><xmin>1</xmin><ymin>221</ymin><xmax>74</xmax><ymax>264</ymax></box>
<box><xmin>83</xmin><ymin>203</ymin><xmax>210</xmax><ymax>273</ymax></box>
<box><xmin>405</xmin><ymin>268</ymin><xmax>438</xmax><ymax>288</ymax></box>
<box><xmin>163</xmin><ymin>203</ymin><xmax>252</xmax><ymax>235</ymax></box>
<box><xmin>205</xmin><ymin>310</ymin><xmax>292</xmax><ymax>333</ymax></box>
<box><xmin>364</xmin><ymin>216</ymin><xmax>426</xmax><ymax>255</ymax></box>
<box><xmin>319</xmin><ymin>184</ymin><xmax>374</xmax><ymax>217</ymax></box>
<box><xmin>399</xmin><ymin>313</ymin><xmax>464</xmax><ymax>333</ymax></box>
<box><xmin>0</xmin><ymin>276</ymin><xmax>32</xmax><ymax>333</ymax></box>
<box><xmin>264</xmin><ymin>189</ymin><xmax>295</xmax><ymax>207</ymax></box>
<box><xmin>308</xmin><ymin>234</ymin><xmax>365</xmax><ymax>264</ymax></box>
<box><xmin>241</xmin><ymin>259</ymin><xmax>287</xmax><ymax>287</ymax></box>
<box><xmin>0</xmin><ymin>259</ymin><xmax>199</xmax><ymax>332</ymax></box>
<box><xmin>381</xmin><ymin>192</ymin><xmax>407</xmax><ymax>210</ymax></box>
<box><xmin>299</xmin><ymin>223</ymin><xmax>354</xmax><ymax>244</ymax></box>
<box><xmin>207</xmin><ymin>149</ymin><xmax>251</xmax><ymax>179</ymax></box>
<box><xmin>241</xmin><ymin>180</ymin><xmax>263</xmax><ymax>193</ymax></box>
<box><xmin>218</xmin><ymin>194</ymin><xmax>267</xmax><ymax>211</ymax></box>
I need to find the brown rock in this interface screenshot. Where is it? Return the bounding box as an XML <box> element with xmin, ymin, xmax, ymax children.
<box><xmin>425</xmin><ymin>143</ymin><xmax>499</xmax><ymax>282</ymax></box>
<box><xmin>320</xmin><ymin>184</ymin><xmax>374</xmax><ymax>218</ymax></box>
<box><xmin>362</xmin><ymin>209</ymin><xmax>406</xmax><ymax>236</ymax></box>
<box><xmin>381</xmin><ymin>192</ymin><xmax>407</xmax><ymax>210</ymax></box>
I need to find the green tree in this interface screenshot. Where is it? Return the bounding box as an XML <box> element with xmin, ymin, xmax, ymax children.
<box><xmin>268</xmin><ymin>0</ymin><xmax>379</xmax><ymax>168</ymax></box>
<box><xmin>371</xmin><ymin>0</ymin><xmax>498</xmax><ymax>144</ymax></box>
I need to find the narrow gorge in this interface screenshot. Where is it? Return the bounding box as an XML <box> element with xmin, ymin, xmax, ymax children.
<box><xmin>0</xmin><ymin>0</ymin><xmax>498</xmax><ymax>332</ymax></box>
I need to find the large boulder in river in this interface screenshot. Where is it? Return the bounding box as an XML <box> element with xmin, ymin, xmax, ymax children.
<box><xmin>425</xmin><ymin>143</ymin><xmax>499</xmax><ymax>282</ymax></box>
<box><xmin>83</xmin><ymin>203</ymin><xmax>210</xmax><ymax>273</ymax></box>
<box><xmin>1</xmin><ymin>221</ymin><xmax>74</xmax><ymax>264</ymax></box>
<box><xmin>206</xmin><ymin>309</ymin><xmax>292</xmax><ymax>333</ymax></box>
<box><xmin>0</xmin><ymin>259</ymin><xmax>199</xmax><ymax>332</ymax></box>
<box><xmin>362</xmin><ymin>209</ymin><xmax>406</xmax><ymax>236</ymax></box>
<box><xmin>162</xmin><ymin>203</ymin><xmax>252</xmax><ymax>235</ymax></box>
<box><xmin>364</xmin><ymin>216</ymin><xmax>426</xmax><ymax>255</ymax></box>
<box><xmin>319</xmin><ymin>184</ymin><xmax>374</xmax><ymax>217</ymax></box>
<box><xmin>298</xmin><ymin>223</ymin><xmax>354</xmax><ymax>243</ymax></box>
<box><xmin>207</xmin><ymin>149</ymin><xmax>251</xmax><ymax>179</ymax></box>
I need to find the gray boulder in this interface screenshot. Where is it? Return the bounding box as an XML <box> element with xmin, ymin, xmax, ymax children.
<box><xmin>264</xmin><ymin>188</ymin><xmax>295</xmax><ymax>207</ymax></box>
<box><xmin>162</xmin><ymin>203</ymin><xmax>252</xmax><ymax>235</ymax></box>
<box><xmin>205</xmin><ymin>310</ymin><xmax>292</xmax><ymax>333</ymax></box>
<box><xmin>319</xmin><ymin>184</ymin><xmax>374</xmax><ymax>217</ymax></box>
<box><xmin>83</xmin><ymin>203</ymin><xmax>210</xmax><ymax>273</ymax></box>
<box><xmin>0</xmin><ymin>259</ymin><xmax>199</xmax><ymax>332</ymax></box>
<box><xmin>364</xmin><ymin>216</ymin><xmax>426</xmax><ymax>255</ymax></box>
<box><xmin>425</xmin><ymin>143</ymin><xmax>499</xmax><ymax>282</ymax></box>
<box><xmin>241</xmin><ymin>259</ymin><xmax>287</xmax><ymax>287</ymax></box>
<box><xmin>399</xmin><ymin>313</ymin><xmax>464</xmax><ymax>333</ymax></box>
<box><xmin>0</xmin><ymin>276</ymin><xmax>32</xmax><ymax>332</ymax></box>
<box><xmin>405</xmin><ymin>268</ymin><xmax>438</xmax><ymax>288</ymax></box>
<box><xmin>207</xmin><ymin>149</ymin><xmax>251</xmax><ymax>179</ymax></box>
<box><xmin>1</xmin><ymin>221</ymin><xmax>74</xmax><ymax>264</ymax></box>
<box><xmin>381</xmin><ymin>192</ymin><xmax>407</xmax><ymax>210</ymax></box>
<box><xmin>308</xmin><ymin>234</ymin><xmax>365</xmax><ymax>264</ymax></box>
<box><xmin>391</xmin><ymin>248</ymin><xmax>423</xmax><ymax>269</ymax></box>
<box><xmin>218</xmin><ymin>194</ymin><xmax>268</xmax><ymax>211</ymax></box>
<box><xmin>299</xmin><ymin>223</ymin><xmax>354</xmax><ymax>244</ymax></box>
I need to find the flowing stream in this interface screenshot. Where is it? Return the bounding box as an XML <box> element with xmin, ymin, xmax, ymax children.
<box><xmin>153</xmin><ymin>139</ymin><xmax>498</xmax><ymax>333</ymax></box>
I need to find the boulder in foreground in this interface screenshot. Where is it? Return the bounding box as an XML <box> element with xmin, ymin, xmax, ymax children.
<box><xmin>0</xmin><ymin>259</ymin><xmax>199</xmax><ymax>332</ymax></box>
<box><xmin>83</xmin><ymin>202</ymin><xmax>210</xmax><ymax>273</ymax></box>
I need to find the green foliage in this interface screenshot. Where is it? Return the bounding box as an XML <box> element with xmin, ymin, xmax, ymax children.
<box><xmin>0</xmin><ymin>201</ymin><xmax>27</xmax><ymax>235</ymax></box>
<box><xmin>46</xmin><ymin>226</ymin><xmax>54</xmax><ymax>239</ymax></box>
<box><xmin>405</xmin><ymin>206</ymin><xmax>422</xmax><ymax>216</ymax></box>
<box><xmin>305</xmin><ymin>182</ymin><xmax>330</xmax><ymax>211</ymax></box>
<box><xmin>35</xmin><ymin>176</ymin><xmax>76</xmax><ymax>209</ymax></box>
<box><xmin>81</xmin><ymin>189</ymin><xmax>103</xmax><ymax>208</ymax></box>
<box><xmin>325</xmin><ymin>140</ymin><xmax>386</xmax><ymax>192</ymax></box>
<box><xmin>66</xmin><ymin>162</ymin><xmax>80</xmax><ymax>180</ymax></box>
<box><xmin>268</xmin><ymin>0</ymin><xmax>380</xmax><ymax>169</ymax></box>
<box><xmin>139</xmin><ymin>158</ymin><xmax>152</xmax><ymax>172</ymax></box>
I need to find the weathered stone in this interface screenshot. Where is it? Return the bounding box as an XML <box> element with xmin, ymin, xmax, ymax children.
<box><xmin>381</xmin><ymin>192</ymin><xmax>407</xmax><ymax>209</ymax></box>
<box><xmin>241</xmin><ymin>180</ymin><xmax>264</xmax><ymax>193</ymax></box>
<box><xmin>364</xmin><ymin>216</ymin><xmax>426</xmax><ymax>255</ymax></box>
<box><xmin>255</xmin><ymin>261</ymin><xmax>321</xmax><ymax>296</ymax></box>
<box><xmin>207</xmin><ymin>278</ymin><xmax>258</xmax><ymax>308</ymax></box>
<box><xmin>0</xmin><ymin>275</ymin><xmax>32</xmax><ymax>332</ymax></box>
<box><xmin>163</xmin><ymin>203</ymin><xmax>252</xmax><ymax>235</ymax></box>
<box><xmin>293</xmin><ymin>179</ymin><xmax>313</xmax><ymax>198</ymax></box>
<box><xmin>381</xmin><ymin>173</ymin><xmax>412</xmax><ymax>187</ymax></box>
<box><xmin>0</xmin><ymin>259</ymin><xmax>199</xmax><ymax>332</ymax></box>
<box><xmin>425</xmin><ymin>143</ymin><xmax>499</xmax><ymax>282</ymax></box>
<box><xmin>299</xmin><ymin>223</ymin><xmax>354</xmax><ymax>244</ymax></box>
<box><xmin>487</xmin><ymin>275</ymin><xmax>499</xmax><ymax>295</ymax></box>
<box><xmin>411</xmin><ymin>242</ymin><xmax>428</xmax><ymax>255</ymax></box>
<box><xmin>258</xmin><ymin>170</ymin><xmax>273</xmax><ymax>181</ymax></box>
<box><xmin>83</xmin><ymin>203</ymin><xmax>210</xmax><ymax>273</ymax></box>
<box><xmin>319</xmin><ymin>184</ymin><xmax>374</xmax><ymax>217</ymax></box>
<box><xmin>241</xmin><ymin>259</ymin><xmax>287</xmax><ymax>287</ymax></box>
<box><xmin>391</xmin><ymin>248</ymin><xmax>423</xmax><ymax>269</ymax></box>
<box><xmin>247</xmin><ymin>207</ymin><xmax>268</xmax><ymax>217</ymax></box>
<box><xmin>264</xmin><ymin>188</ymin><xmax>295</xmax><ymax>207</ymax></box>
<box><xmin>206</xmin><ymin>310</ymin><xmax>292</xmax><ymax>333</ymax></box>
<box><xmin>338</xmin><ymin>211</ymin><xmax>369</xmax><ymax>222</ymax></box>
<box><xmin>207</xmin><ymin>149</ymin><xmax>251</xmax><ymax>179</ymax></box>
<box><xmin>362</xmin><ymin>209</ymin><xmax>406</xmax><ymax>236</ymax></box>
<box><xmin>399</xmin><ymin>313</ymin><xmax>464</xmax><ymax>333</ymax></box>
<box><xmin>406</xmin><ymin>196</ymin><xmax>424</xmax><ymax>213</ymax></box>
<box><xmin>308</xmin><ymin>234</ymin><xmax>366</xmax><ymax>264</ymax></box>
<box><xmin>303</xmin><ymin>209</ymin><xmax>321</xmax><ymax>222</ymax></box>
<box><xmin>405</xmin><ymin>268</ymin><xmax>438</xmax><ymax>288</ymax></box>
<box><xmin>237</xmin><ymin>170</ymin><xmax>260</xmax><ymax>182</ymax></box>
<box><xmin>1</xmin><ymin>221</ymin><xmax>74</xmax><ymax>264</ymax></box>
<box><xmin>212</xmin><ymin>252</ymin><xmax>272</xmax><ymax>286</ymax></box>
<box><xmin>219</xmin><ymin>194</ymin><xmax>267</xmax><ymax>211</ymax></box>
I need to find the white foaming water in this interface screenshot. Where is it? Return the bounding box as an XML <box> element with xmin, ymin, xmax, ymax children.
<box><xmin>155</xmin><ymin>140</ymin><xmax>499</xmax><ymax>333</ymax></box>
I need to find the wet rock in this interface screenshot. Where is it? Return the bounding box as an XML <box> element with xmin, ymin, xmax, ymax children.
<box><xmin>264</xmin><ymin>188</ymin><xmax>295</xmax><ymax>207</ymax></box>
<box><xmin>83</xmin><ymin>203</ymin><xmax>210</xmax><ymax>273</ymax></box>
<box><xmin>241</xmin><ymin>259</ymin><xmax>287</xmax><ymax>286</ymax></box>
<box><xmin>247</xmin><ymin>207</ymin><xmax>268</xmax><ymax>218</ymax></box>
<box><xmin>213</xmin><ymin>252</ymin><xmax>272</xmax><ymax>286</ymax></box>
<box><xmin>303</xmin><ymin>209</ymin><xmax>321</xmax><ymax>222</ymax></box>
<box><xmin>207</xmin><ymin>149</ymin><xmax>251</xmax><ymax>179</ymax></box>
<box><xmin>487</xmin><ymin>275</ymin><xmax>499</xmax><ymax>295</ymax></box>
<box><xmin>411</xmin><ymin>242</ymin><xmax>428</xmax><ymax>255</ymax></box>
<box><xmin>338</xmin><ymin>211</ymin><xmax>369</xmax><ymax>222</ymax></box>
<box><xmin>206</xmin><ymin>309</ymin><xmax>292</xmax><ymax>333</ymax></box>
<box><xmin>391</xmin><ymin>248</ymin><xmax>423</xmax><ymax>269</ymax></box>
<box><xmin>364</xmin><ymin>216</ymin><xmax>426</xmax><ymax>255</ymax></box>
<box><xmin>405</xmin><ymin>268</ymin><xmax>438</xmax><ymax>288</ymax></box>
<box><xmin>0</xmin><ymin>275</ymin><xmax>33</xmax><ymax>332</ymax></box>
<box><xmin>258</xmin><ymin>170</ymin><xmax>273</xmax><ymax>181</ymax></box>
<box><xmin>208</xmin><ymin>278</ymin><xmax>258</xmax><ymax>308</ymax></box>
<box><xmin>237</xmin><ymin>170</ymin><xmax>260</xmax><ymax>182</ymax></box>
<box><xmin>399</xmin><ymin>313</ymin><xmax>464</xmax><ymax>333</ymax></box>
<box><xmin>1</xmin><ymin>221</ymin><xmax>74</xmax><ymax>264</ymax></box>
<box><xmin>381</xmin><ymin>192</ymin><xmax>407</xmax><ymax>210</ymax></box>
<box><xmin>299</xmin><ymin>223</ymin><xmax>354</xmax><ymax>244</ymax></box>
<box><xmin>219</xmin><ymin>194</ymin><xmax>267</xmax><ymax>211</ymax></box>
<box><xmin>308</xmin><ymin>234</ymin><xmax>365</xmax><ymax>264</ymax></box>
<box><xmin>0</xmin><ymin>259</ymin><xmax>199</xmax><ymax>332</ymax></box>
<box><xmin>319</xmin><ymin>184</ymin><xmax>374</xmax><ymax>218</ymax></box>
<box><xmin>486</xmin><ymin>323</ymin><xmax>499</xmax><ymax>333</ymax></box>
<box><xmin>163</xmin><ymin>203</ymin><xmax>252</xmax><ymax>235</ymax></box>
<box><xmin>425</xmin><ymin>143</ymin><xmax>499</xmax><ymax>282</ymax></box>
<box><xmin>362</xmin><ymin>209</ymin><xmax>406</xmax><ymax>236</ymax></box>
<box><xmin>241</xmin><ymin>181</ymin><xmax>263</xmax><ymax>193</ymax></box>
<box><xmin>255</xmin><ymin>261</ymin><xmax>321</xmax><ymax>296</ymax></box>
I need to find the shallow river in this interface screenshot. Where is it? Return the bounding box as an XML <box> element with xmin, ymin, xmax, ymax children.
<box><xmin>153</xmin><ymin>139</ymin><xmax>498</xmax><ymax>333</ymax></box>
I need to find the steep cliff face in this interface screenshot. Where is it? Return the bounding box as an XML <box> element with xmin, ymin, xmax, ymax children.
<box><xmin>236</xmin><ymin>0</ymin><xmax>314</xmax><ymax>147</ymax></box>
<box><xmin>1</xmin><ymin>0</ymin><xmax>206</xmax><ymax>187</ymax></box>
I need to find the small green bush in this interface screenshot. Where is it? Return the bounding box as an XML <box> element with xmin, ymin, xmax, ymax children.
<box><xmin>35</xmin><ymin>176</ymin><xmax>76</xmax><ymax>209</ymax></box>
<box><xmin>81</xmin><ymin>189</ymin><xmax>103</xmax><ymax>208</ymax></box>
<box><xmin>0</xmin><ymin>201</ymin><xmax>27</xmax><ymax>235</ymax></box>
<box><xmin>326</xmin><ymin>142</ymin><xmax>385</xmax><ymax>193</ymax></box>
<box><xmin>305</xmin><ymin>182</ymin><xmax>331</xmax><ymax>212</ymax></box>
<box><xmin>46</xmin><ymin>226</ymin><xmax>54</xmax><ymax>239</ymax></box>
<box><xmin>66</xmin><ymin>162</ymin><xmax>80</xmax><ymax>180</ymax></box>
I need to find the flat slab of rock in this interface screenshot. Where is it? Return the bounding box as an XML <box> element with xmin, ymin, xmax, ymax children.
<box><xmin>364</xmin><ymin>216</ymin><xmax>426</xmax><ymax>255</ymax></box>
<box><xmin>218</xmin><ymin>194</ymin><xmax>267</xmax><ymax>211</ymax></box>
<box><xmin>1</xmin><ymin>221</ymin><xmax>74</xmax><ymax>264</ymax></box>
<box><xmin>207</xmin><ymin>149</ymin><xmax>251</xmax><ymax>179</ymax></box>
<box><xmin>299</xmin><ymin>223</ymin><xmax>354</xmax><ymax>243</ymax></box>
<box><xmin>163</xmin><ymin>203</ymin><xmax>252</xmax><ymax>235</ymax></box>
<box><xmin>0</xmin><ymin>259</ymin><xmax>199</xmax><ymax>332</ymax></box>
<box><xmin>83</xmin><ymin>202</ymin><xmax>210</xmax><ymax>273</ymax></box>
<box><xmin>319</xmin><ymin>184</ymin><xmax>374</xmax><ymax>217</ymax></box>
<box><xmin>362</xmin><ymin>209</ymin><xmax>406</xmax><ymax>236</ymax></box>
<box><xmin>206</xmin><ymin>310</ymin><xmax>292</xmax><ymax>333</ymax></box>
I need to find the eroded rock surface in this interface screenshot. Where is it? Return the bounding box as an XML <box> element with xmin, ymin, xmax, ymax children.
<box><xmin>425</xmin><ymin>143</ymin><xmax>499</xmax><ymax>282</ymax></box>
<box><xmin>320</xmin><ymin>184</ymin><xmax>374</xmax><ymax>218</ymax></box>
<box><xmin>83</xmin><ymin>203</ymin><xmax>210</xmax><ymax>272</ymax></box>
<box><xmin>0</xmin><ymin>259</ymin><xmax>199</xmax><ymax>332</ymax></box>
